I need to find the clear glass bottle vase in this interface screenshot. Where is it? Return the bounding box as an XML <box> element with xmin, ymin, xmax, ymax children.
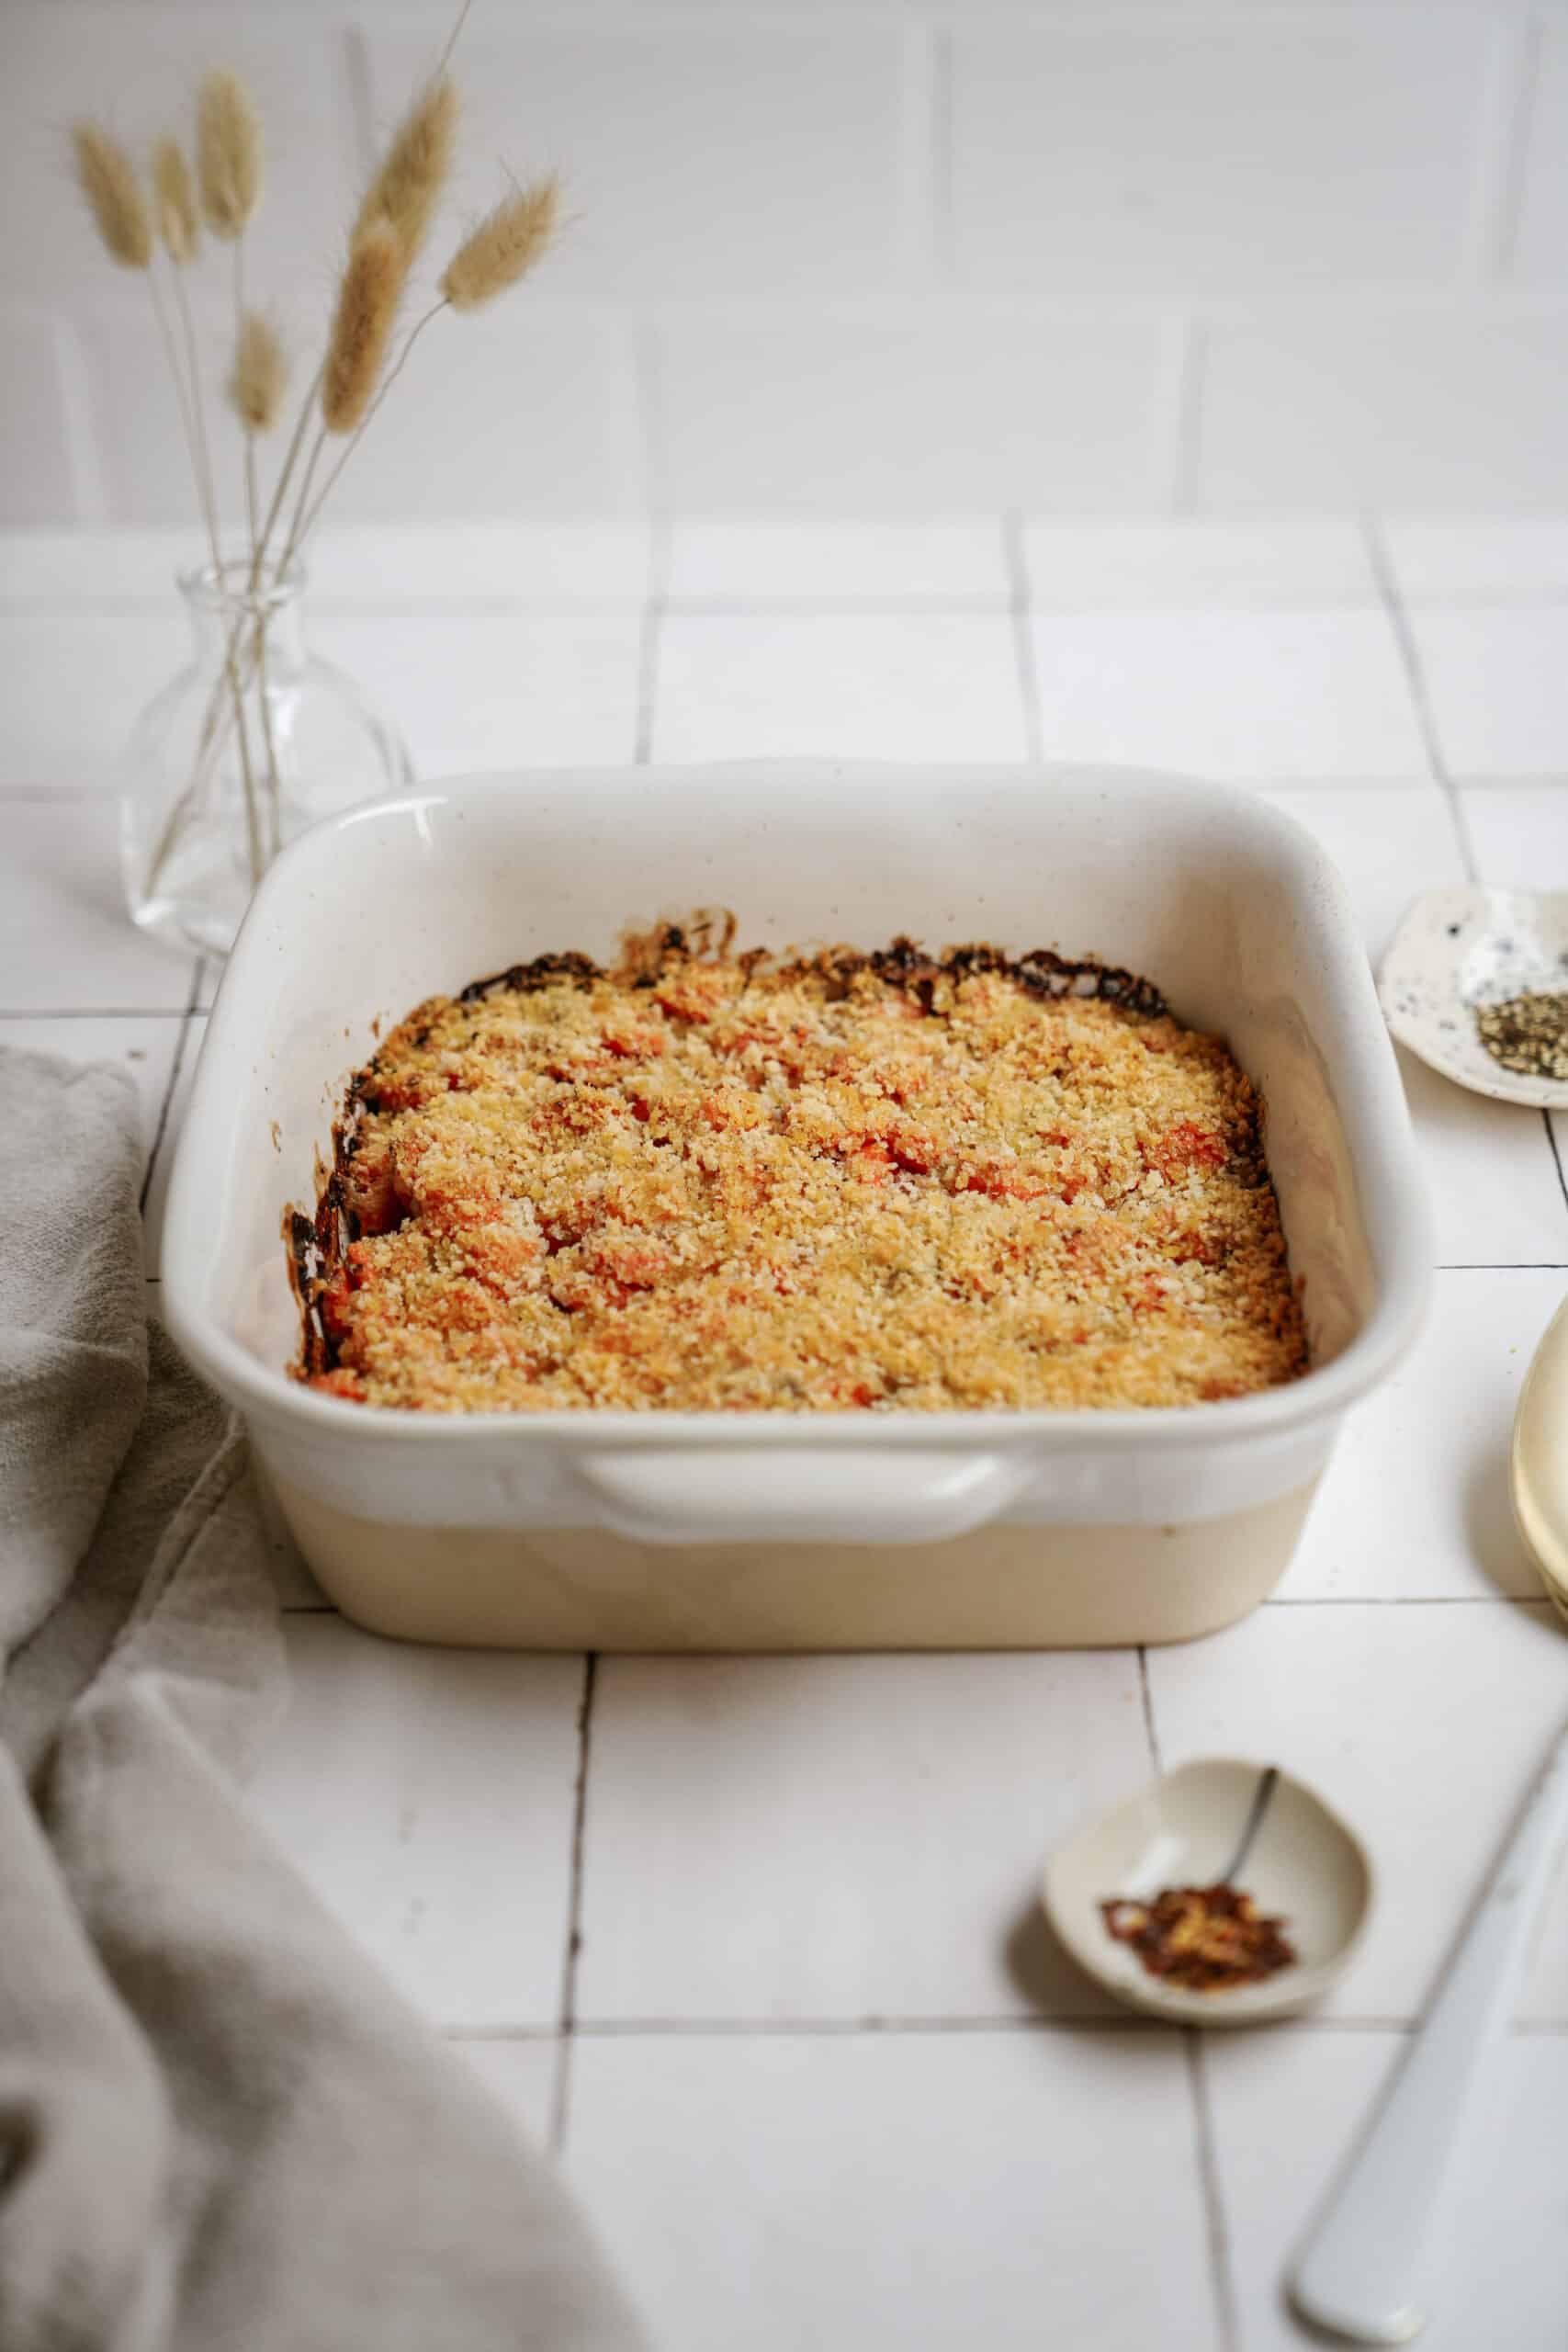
<box><xmin>121</xmin><ymin>558</ymin><xmax>412</xmax><ymax>958</ymax></box>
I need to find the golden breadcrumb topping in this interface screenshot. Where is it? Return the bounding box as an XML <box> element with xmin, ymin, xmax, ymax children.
<box><xmin>295</xmin><ymin>935</ymin><xmax>1306</xmax><ymax>1414</ymax></box>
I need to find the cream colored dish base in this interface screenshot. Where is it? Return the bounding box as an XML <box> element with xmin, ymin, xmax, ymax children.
<box><xmin>271</xmin><ymin>1476</ymin><xmax>1318</xmax><ymax>1653</ymax></box>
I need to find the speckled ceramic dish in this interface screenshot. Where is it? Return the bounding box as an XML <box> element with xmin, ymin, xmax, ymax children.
<box><xmin>1042</xmin><ymin>1757</ymin><xmax>1374</xmax><ymax>2024</ymax></box>
<box><xmin>1378</xmin><ymin>888</ymin><xmax>1568</xmax><ymax>1111</ymax></box>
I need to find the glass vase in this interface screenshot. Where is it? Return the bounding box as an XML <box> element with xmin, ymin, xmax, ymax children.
<box><xmin>121</xmin><ymin>558</ymin><xmax>413</xmax><ymax>958</ymax></box>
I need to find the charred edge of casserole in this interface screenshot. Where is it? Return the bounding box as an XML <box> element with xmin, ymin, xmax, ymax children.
<box><xmin>288</xmin><ymin>925</ymin><xmax>1169</xmax><ymax>1386</ymax></box>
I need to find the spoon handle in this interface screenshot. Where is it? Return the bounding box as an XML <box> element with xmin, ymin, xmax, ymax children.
<box><xmin>1289</xmin><ymin>1721</ymin><xmax>1568</xmax><ymax>2346</ymax></box>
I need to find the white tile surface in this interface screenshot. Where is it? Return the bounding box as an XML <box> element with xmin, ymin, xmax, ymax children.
<box><xmin>0</xmin><ymin>797</ymin><xmax>194</xmax><ymax>1012</ymax></box>
<box><xmin>450</xmin><ymin>2038</ymin><xmax>558</xmax><ymax>2152</ymax></box>
<box><xmin>1208</xmin><ymin>2028</ymin><xmax>1568</xmax><ymax>2352</ymax></box>
<box><xmin>1460</xmin><ymin>783</ymin><xmax>1568</xmax><ymax>877</ymax></box>
<box><xmin>1411</xmin><ymin>610</ymin><xmax>1568</xmax><ymax>779</ymax></box>
<box><xmin>1396</xmin><ymin>1045</ymin><xmax>1568</xmax><ymax>1267</ymax></box>
<box><xmin>1380</xmin><ymin>517</ymin><xmax>1568</xmax><ymax>606</ymax></box>
<box><xmin>1147</xmin><ymin>1601</ymin><xmax>1568</xmax><ymax>2023</ymax></box>
<box><xmin>0</xmin><ymin>613</ymin><xmax>186</xmax><ymax>786</ymax></box>
<box><xmin>565</xmin><ymin>2030</ymin><xmax>1217</xmax><ymax>2352</ymax></box>
<box><xmin>310</xmin><ymin>614</ymin><xmax>642</xmax><ymax>775</ymax></box>
<box><xmin>654</xmin><ymin>320</ymin><xmax>1173</xmax><ymax>514</ymax></box>
<box><xmin>365</xmin><ymin>24</ymin><xmax>907</xmax><ymax>306</ymax></box>
<box><xmin>0</xmin><ymin>1014</ymin><xmax>178</xmax><ymax>1172</ymax></box>
<box><xmin>579</xmin><ymin>1652</ymin><xmax>1147</xmax><ymax>2025</ymax></box>
<box><xmin>651</xmin><ymin>611</ymin><xmax>1027</xmax><ymax>763</ymax></box>
<box><xmin>951</xmin><ymin>21</ymin><xmax>1492</xmax><ymax>291</ymax></box>
<box><xmin>1024</xmin><ymin>612</ymin><xmax>1427</xmax><ymax>784</ymax></box>
<box><xmin>1259</xmin><ymin>786</ymin><xmax>1467</xmax><ymax>960</ymax></box>
<box><xmin>247</xmin><ymin>1619</ymin><xmax>583</xmax><ymax>2031</ymax></box>
<box><xmin>1280</xmin><ymin>1269</ymin><xmax>1562</xmax><ymax>1602</ymax></box>
<box><xmin>667</xmin><ymin>520</ymin><xmax>1008</xmax><ymax>607</ymax></box>
<box><xmin>1021</xmin><ymin>519</ymin><xmax>1379</xmax><ymax>612</ymax></box>
<box><xmin>1197</xmin><ymin>319</ymin><xmax>1568</xmax><ymax>511</ymax></box>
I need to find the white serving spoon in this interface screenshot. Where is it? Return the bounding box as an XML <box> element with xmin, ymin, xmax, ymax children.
<box><xmin>1287</xmin><ymin>1295</ymin><xmax>1568</xmax><ymax>2345</ymax></box>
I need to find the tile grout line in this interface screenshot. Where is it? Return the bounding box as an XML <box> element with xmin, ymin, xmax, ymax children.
<box><xmin>456</xmin><ymin>2011</ymin><xmax>1568</xmax><ymax>2042</ymax></box>
<box><xmin>549</xmin><ymin>1652</ymin><xmax>599</xmax><ymax>2156</ymax></box>
<box><xmin>1184</xmin><ymin>2033</ymin><xmax>1242</xmax><ymax>2352</ymax></box>
<box><xmin>1168</xmin><ymin>316</ymin><xmax>1207</xmax><ymax>516</ymax></box>
<box><xmin>632</xmin><ymin>514</ymin><xmax>670</xmax><ymax>767</ymax></box>
<box><xmin>1359</xmin><ymin>511</ymin><xmax>1482</xmax><ymax>884</ymax></box>
<box><xmin>138</xmin><ymin>957</ymin><xmax>204</xmax><ymax>1216</ymax></box>
<box><xmin>1140</xmin><ymin>1647</ymin><xmax>1241</xmax><ymax>2352</ymax></box>
<box><xmin>1000</xmin><ymin>512</ymin><xmax>1044</xmax><ymax>764</ymax></box>
<box><xmin>1136</xmin><ymin>1647</ymin><xmax>1164</xmax><ymax>1775</ymax></box>
<box><xmin>1543</xmin><ymin>1112</ymin><xmax>1568</xmax><ymax>1220</ymax></box>
<box><xmin>1469</xmin><ymin>8</ymin><xmax>1542</xmax><ymax>281</ymax></box>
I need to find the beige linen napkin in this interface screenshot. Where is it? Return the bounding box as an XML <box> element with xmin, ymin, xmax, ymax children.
<box><xmin>0</xmin><ymin>1047</ymin><xmax>648</xmax><ymax>2352</ymax></box>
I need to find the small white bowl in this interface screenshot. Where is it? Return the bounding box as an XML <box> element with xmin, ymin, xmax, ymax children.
<box><xmin>1042</xmin><ymin>1757</ymin><xmax>1374</xmax><ymax>2025</ymax></box>
<box><xmin>1378</xmin><ymin>887</ymin><xmax>1568</xmax><ymax>1111</ymax></box>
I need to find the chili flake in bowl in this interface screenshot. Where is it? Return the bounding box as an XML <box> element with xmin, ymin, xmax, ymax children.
<box><xmin>1042</xmin><ymin>1758</ymin><xmax>1372</xmax><ymax>2025</ymax></box>
<box><xmin>1100</xmin><ymin>1882</ymin><xmax>1296</xmax><ymax>1994</ymax></box>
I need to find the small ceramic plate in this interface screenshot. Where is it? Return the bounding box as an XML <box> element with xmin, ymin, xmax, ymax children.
<box><xmin>1378</xmin><ymin>888</ymin><xmax>1568</xmax><ymax>1110</ymax></box>
<box><xmin>1042</xmin><ymin>1757</ymin><xmax>1373</xmax><ymax>2025</ymax></box>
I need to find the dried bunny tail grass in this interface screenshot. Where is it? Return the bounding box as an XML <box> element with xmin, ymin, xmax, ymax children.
<box><xmin>197</xmin><ymin>70</ymin><xmax>263</xmax><ymax>239</ymax></box>
<box><xmin>151</xmin><ymin>136</ymin><xmax>199</xmax><ymax>264</ymax></box>
<box><xmin>229</xmin><ymin>310</ymin><xmax>288</xmax><ymax>433</ymax></box>
<box><xmin>354</xmin><ymin>74</ymin><xmax>458</xmax><ymax>261</ymax></box>
<box><xmin>71</xmin><ymin>122</ymin><xmax>152</xmax><ymax>269</ymax></box>
<box><xmin>439</xmin><ymin>174</ymin><xmax>559</xmax><ymax>311</ymax></box>
<box><xmin>321</xmin><ymin>221</ymin><xmax>408</xmax><ymax>434</ymax></box>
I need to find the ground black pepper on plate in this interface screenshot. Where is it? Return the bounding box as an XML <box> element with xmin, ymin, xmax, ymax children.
<box><xmin>1473</xmin><ymin>991</ymin><xmax>1568</xmax><ymax>1083</ymax></box>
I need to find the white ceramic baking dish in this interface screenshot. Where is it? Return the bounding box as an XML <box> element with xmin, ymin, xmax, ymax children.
<box><xmin>163</xmin><ymin>765</ymin><xmax>1430</xmax><ymax>1651</ymax></box>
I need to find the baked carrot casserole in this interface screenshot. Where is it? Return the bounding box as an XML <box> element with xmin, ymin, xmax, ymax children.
<box><xmin>292</xmin><ymin>924</ymin><xmax>1307</xmax><ymax>1414</ymax></box>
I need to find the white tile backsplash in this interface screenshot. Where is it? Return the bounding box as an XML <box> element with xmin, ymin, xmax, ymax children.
<box><xmin>1509</xmin><ymin>17</ymin><xmax>1568</xmax><ymax>285</ymax></box>
<box><xmin>1024</xmin><ymin>611</ymin><xmax>1427</xmax><ymax>782</ymax></box>
<box><xmin>951</xmin><ymin>19</ymin><xmax>1495</xmax><ymax>293</ymax></box>
<box><xmin>15</xmin><ymin>2</ymin><xmax>1568</xmax><ymax>522</ymax></box>
<box><xmin>653</xmin><ymin>319</ymin><xmax>1175</xmax><ymax>514</ymax></box>
<box><xmin>1460</xmin><ymin>782</ymin><xmax>1568</xmax><ymax>879</ymax></box>
<box><xmin>0</xmin><ymin>315</ymin><xmax>89</xmax><ymax>527</ymax></box>
<box><xmin>578</xmin><ymin>1651</ymin><xmax>1149</xmax><ymax>2025</ymax></box>
<box><xmin>1196</xmin><ymin>318</ymin><xmax>1568</xmax><ymax>511</ymax></box>
<box><xmin>316</xmin><ymin>315</ymin><xmax>645</xmax><ymax>523</ymax></box>
<box><xmin>566</xmin><ymin>2030</ymin><xmax>1218</xmax><ymax>2352</ymax></box>
<box><xmin>651</xmin><ymin>609</ymin><xmax>1028</xmax><ymax>763</ymax></box>
<box><xmin>363</xmin><ymin>22</ymin><xmax>909</xmax><ymax>307</ymax></box>
<box><xmin>2</xmin><ymin>7</ymin><xmax>357</xmax><ymax>309</ymax></box>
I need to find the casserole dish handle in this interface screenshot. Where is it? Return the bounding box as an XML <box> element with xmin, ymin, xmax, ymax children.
<box><xmin>567</xmin><ymin>1447</ymin><xmax>1033</xmax><ymax>1547</ymax></box>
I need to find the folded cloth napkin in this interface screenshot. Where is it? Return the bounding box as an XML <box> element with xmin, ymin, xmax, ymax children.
<box><xmin>0</xmin><ymin>1048</ymin><xmax>649</xmax><ymax>2352</ymax></box>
